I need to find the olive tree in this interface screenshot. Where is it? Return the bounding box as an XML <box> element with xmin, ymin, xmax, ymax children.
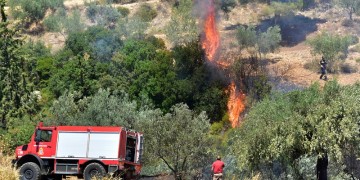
<box><xmin>142</xmin><ymin>103</ymin><xmax>211</xmax><ymax>179</ymax></box>
<box><xmin>165</xmin><ymin>0</ymin><xmax>199</xmax><ymax>46</ymax></box>
<box><xmin>230</xmin><ymin>81</ymin><xmax>360</xmax><ymax>179</ymax></box>
<box><xmin>307</xmin><ymin>32</ymin><xmax>353</xmax><ymax>72</ymax></box>
<box><xmin>9</xmin><ymin>0</ymin><xmax>64</xmax><ymax>24</ymax></box>
<box><xmin>335</xmin><ymin>0</ymin><xmax>360</xmax><ymax>20</ymax></box>
<box><xmin>236</xmin><ymin>25</ymin><xmax>281</xmax><ymax>59</ymax></box>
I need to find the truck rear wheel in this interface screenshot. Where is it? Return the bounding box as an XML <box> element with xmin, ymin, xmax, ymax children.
<box><xmin>83</xmin><ymin>163</ymin><xmax>106</xmax><ymax>180</ymax></box>
<box><xmin>19</xmin><ymin>162</ymin><xmax>41</xmax><ymax>180</ymax></box>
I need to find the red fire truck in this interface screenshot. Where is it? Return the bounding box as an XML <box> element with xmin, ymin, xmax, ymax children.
<box><xmin>13</xmin><ymin>122</ymin><xmax>144</xmax><ymax>180</ymax></box>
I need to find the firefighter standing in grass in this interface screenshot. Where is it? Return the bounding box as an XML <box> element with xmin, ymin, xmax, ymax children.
<box><xmin>319</xmin><ymin>56</ymin><xmax>328</xmax><ymax>80</ymax></box>
<box><xmin>212</xmin><ymin>156</ymin><xmax>225</xmax><ymax>180</ymax></box>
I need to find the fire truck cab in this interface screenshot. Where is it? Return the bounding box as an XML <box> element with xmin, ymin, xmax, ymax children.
<box><xmin>14</xmin><ymin>122</ymin><xmax>144</xmax><ymax>180</ymax></box>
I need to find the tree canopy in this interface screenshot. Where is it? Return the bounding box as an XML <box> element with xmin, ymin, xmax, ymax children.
<box><xmin>230</xmin><ymin>81</ymin><xmax>360</xmax><ymax>178</ymax></box>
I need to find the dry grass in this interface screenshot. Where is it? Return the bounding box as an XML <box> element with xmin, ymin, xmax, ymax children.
<box><xmin>0</xmin><ymin>155</ymin><xmax>19</xmax><ymax>180</ymax></box>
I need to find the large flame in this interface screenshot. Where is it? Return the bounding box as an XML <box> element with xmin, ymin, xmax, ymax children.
<box><xmin>200</xmin><ymin>0</ymin><xmax>245</xmax><ymax>127</ymax></box>
<box><xmin>227</xmin><ymin>82</ymin><xmax>245</xmax><ymax>128</ymax></box>
<box><xmin>201</xmin><ymin>0</ymin><xmax>220</xmax><ymax>61</ymax></box>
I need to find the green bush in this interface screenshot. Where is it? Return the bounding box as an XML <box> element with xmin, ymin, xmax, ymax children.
<box><xmin>9</xmin><ymin>0</ymin><xmax>64</xmax><ymax>24</ymax></box>
<box><xmin>2</xmin><ymin>120</ymin><xmax>35</xmax><ymax>154</ymax></box>
<box><xmin>86</xmin><ymin>4</ymin><xmax>121</xmax><ymax>26</ymax></box>
<box><xmin>134</xmin><ymin>4</ymin><xmax>157</xmax><ymax>22</ymax></box>
<box><xmin>307</xmin><ymin>32</ymin><xmax>353</xmax><ymax>72</ymax></box>
<box><xmin>117</xmin><ymin>6</ymin><xmax>130</xmax><ymax>17</ymax></box>
<box><xmin>43</xmin><ymin>14</ymin><xmax>61</xmax><ymax>32</ymax></box>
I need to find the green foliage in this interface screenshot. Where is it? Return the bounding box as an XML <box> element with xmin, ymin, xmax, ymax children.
<box><xmin>236</xmin><ymin>25</ymin><xmax>281</xmax><ymax>58</ymax></box>
<box><xmin>134</xmin><ymin>4</ymin><xmax>157</xmax><ymax>22</ymax></box>
<box><xmin>48</xmin><ymin>89</ymin><xmax>141</xmax><ymax>128</ymax></box>
<box><xmin>44</xmin><ymin>8</ymin><xmax>85</xmax><ymax>34</ymax></box>
<box><xmin>257</xmin><ymin>25</ymin><xmax>282</xmax><ymax>57</ymax></box>
<box><xmin>43</xmin><ymin>14</ymin><xmax>61</xmax><ymax>32</ymax></box>
<box><xmin>231</xmin><ymin>56</ymin><xmax>271</xmax><ymax>102</ymax></box>
<box><xmin>113</xmin><ymin>39</ymin><xmax>179</xmax><ymax>110</ymax></box>
<box><xmin>142</xmin><ymin>103</ymin><xmax>212</xmax><ymax>179</ymax></box>
<box><xmin>86</xmin><ymin>3</ymin><xmax>122</xmax><ymax>27</ymax></box>
<box><xmin>230</xmin><ymin>81</ymin><xmax>360</xmax><ymax>177</ymax></box>
<box><xmin>2</xmin><ymin>119</ymin><xmax>35</xmax><ymax>154</ymax></box>
<box><xmin>236</xmin><ymin>25</ymin><xmax>257</xmax><ymax>52</ymax></box>
<box><xmin>259</xmin><ymin>1</ymin><xmax>301</xmax><ymax>22</ymax></box>
<box><xmin>307</xmin><ymin>32</ymin><xmax>353</xmax><ymax>72</ymax></box>
<box><xmin>9</xmin><ymin>0</ymin><xmax>64</xmax><ymax>24</ymax></box>
<box><xmin>48</xmin><ymin>56</ymin><xmax>103</xmax><ymax>97</ymax></box>
<box><xmin>217</xmin><ymin>0</ymin><xmax>237</xmax><ymax>19</ymax></box>
<box><xmin>35</xmin><ymin>57</ymin><xmax>55</xmax><ymax>89</ymax></box>
<box><xmin>270</xmin><ymin>1</ymin><xmax>301</xmax><ymax>16</ymax></box>
<box><xmin>64</xmin><ymin>26</ymin><xmax>122</xmax><ymax>61</ymax></box>
<box><xmin>0</xmin><ymin>13</ymin><xmax>38</xmax><ymax>129</ymax></box>
<box><xmin>165</xmin><ymin>0</ymin><xmax>199</xmax><ymax>46</ymax></box>
<box><xmin>335</xmin><ymin>0</ymin><xmax>360</xmax><ymax>20</ymax></box>
<box><xmin>116</xmin><ymin>15</ymin><xmax>149</xmax><ymax>39</ymax></box>
<box><xmin>117</xmin><ymin>6</ymin><xmax>130</xmax><ymax>17</ymax></box>
<box><xmin>22</xmin><ymin>40</ymin><xmax>51</xmax><ymax>59</ymax></box>
<box><xmin>302</xmin><ymin>0</ymin><xmax>316</xmax><ymax>9</ymax></box>
<box><xmin>0</xmin><ymin>0</ymin><xmax>5</xmax><ymax>22</ymax></box>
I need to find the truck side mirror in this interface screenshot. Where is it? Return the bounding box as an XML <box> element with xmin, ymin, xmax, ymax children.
<box><xmin>35</xmin><ymin>129</ymin><xmax>41</xmax><ymax>142</ymax></box>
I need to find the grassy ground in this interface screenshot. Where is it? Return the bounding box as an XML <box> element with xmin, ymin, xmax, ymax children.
<box><xmin>0</xmin><ymin>155</ymin><xmax>19</xmax><ymax>180</ymax></box>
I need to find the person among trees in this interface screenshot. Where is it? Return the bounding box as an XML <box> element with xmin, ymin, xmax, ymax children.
<box><xmin>319</xmin><ymin>56</ymin><xmax>328</xmax><ymax>80</ymax></box>
<box><xmin>212</xmin><ymin>156</ymin><xmax>225</xmax><ymax>180</ymax></box>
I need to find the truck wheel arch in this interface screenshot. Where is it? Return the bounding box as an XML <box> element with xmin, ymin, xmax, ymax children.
<box><xmin>83</xmin><ymin>162</ymin><xmax>107</xmax><ymax>180</ymax></box>
<box><xmin>81</xmin><ymin>160</ymin><xmax>107</xmax><ymax>173</ymax></box>
<box><xmin>16</xmin><ymin>154</ymin><xmax>44</xmax><ymax>171</ymax></box>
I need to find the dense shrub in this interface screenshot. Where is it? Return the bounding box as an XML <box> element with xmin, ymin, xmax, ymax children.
<box><xmin>307</xmin><ymin>32</ymin><xmax>353</xmax><ymax>72</ymax></box>
<box><xmin>9</xmin><ymin>0</ymin><xmax>64</xmax><ymax>24</ymax></box>
<box><xmin>117</xmin><ymin>6</ymin><xmax>130</xmax><ymax>17</ymax></box>
<box><xmin>43</xmin><ymin>8</ymin><xmax>84</xmax><ymax>34</ymax></box>
<box><xmin>86</xmin><ymin>3</ymin><xmax>122</xmax><ymax>26</ymax></box>
<box><xmin>134</xmin><ymin>4</ymin><xmax>157</xmax><ymax>22</ymax></box>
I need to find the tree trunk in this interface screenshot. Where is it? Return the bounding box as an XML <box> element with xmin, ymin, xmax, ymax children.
<box><xmin>1</xmin><ymin>1</ymin><xmax>6</xmax><ymax>22</ymax></box>
<box><xmin>316</xmin><ymin>154</ymin><xmax>328</xmax><ymax>180</ymax></box>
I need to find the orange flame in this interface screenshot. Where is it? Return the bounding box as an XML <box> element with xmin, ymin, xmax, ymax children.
<box><xmin>201</xmin><ymin>0</ymin><xmax>220</xmax><ymax>61</ymax></box>
<box><xmin>200</xmin><ymin>0</ymin><xmax>245</xmax><ymax>127</ymax></box>
<box><xmin>227</xmin><ymin>82</ymin><xmax>245</xmax><ymax>128</ymax></box>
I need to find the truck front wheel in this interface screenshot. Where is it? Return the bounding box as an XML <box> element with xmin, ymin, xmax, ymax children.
<box><xmin>19</xmin><ymin>162</ymin><xmax>41</xmax><ymax>180</ymax></box>
<box><xmin>83</xmin><ymin>163</ymin><xmax>106</xmax><ymax>180</ymax></box>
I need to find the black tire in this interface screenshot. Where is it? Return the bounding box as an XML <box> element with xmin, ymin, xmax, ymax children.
<box><xmin>83</xmin><ymin>163</ymin><xmax>106</xmax><ymax>180</ymax></box>
<box><xmin>19</xmin><ymin>162</ymin><xmax>41</xmax><ymax>180</ymax></box>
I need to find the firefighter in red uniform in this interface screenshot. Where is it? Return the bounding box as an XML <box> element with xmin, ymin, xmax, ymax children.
<box><xmin>212</xmin><ymin>156</ymin><xmax>225</xmax><ymax>180</ymax></box>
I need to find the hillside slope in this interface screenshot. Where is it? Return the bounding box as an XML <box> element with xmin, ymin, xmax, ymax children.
<box><xmin>34</xmin><ymin>0</ymin><xmax>360</xmax><ymax>88</ymax></box>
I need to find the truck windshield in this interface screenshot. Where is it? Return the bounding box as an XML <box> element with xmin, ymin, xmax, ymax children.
<box><xmin>35</xmin><ymin>130</ymin><xmax>52</xmax><ymax>142</ymax></box>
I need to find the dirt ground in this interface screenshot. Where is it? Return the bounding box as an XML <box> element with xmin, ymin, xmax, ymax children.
<box><xmin>220</xmin><ymin>3</ymin><xmax>360</xmax><ymax>88</ymax></box>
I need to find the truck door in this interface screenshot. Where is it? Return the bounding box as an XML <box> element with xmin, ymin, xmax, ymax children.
<box><xmin>125</xmin><ymin>136</ymin><xmax>136</xmax><ymax>162</ymax></box>
<box><xmin>135</xmin><ymin>134</ymin><xmax>144</xmax><ymax>164</ymax></box>
<box><xmin>33</xmin><ymin>129</ymin><xmax>55</xmax><ymax>157</ymax></box>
